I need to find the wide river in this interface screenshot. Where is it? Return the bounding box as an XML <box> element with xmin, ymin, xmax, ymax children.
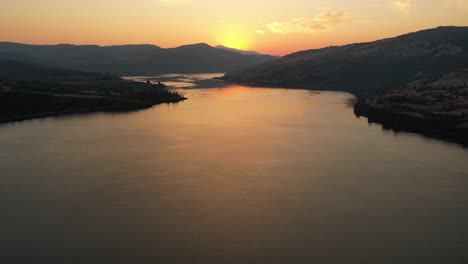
<box><xmin>1</xmin><ymin>78</ymin><xmax>468</xmax><ymax>263</ymax></box>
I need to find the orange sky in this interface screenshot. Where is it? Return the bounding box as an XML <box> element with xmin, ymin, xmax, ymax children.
<box><xmin>1</xmin><ymin>0</ymin><xmax>467</xmax><ymax>55</ymax></box>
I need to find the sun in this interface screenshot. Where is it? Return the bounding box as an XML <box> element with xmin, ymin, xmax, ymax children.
<box><xmin>215</xmin><ymin>25</ymin><xmax>250</xmax><ymax>50</ymax></box>
<box><xmin>223</xmin><ymin>35</ymin><xmax>247</xmax><ymax>50</ymax></box>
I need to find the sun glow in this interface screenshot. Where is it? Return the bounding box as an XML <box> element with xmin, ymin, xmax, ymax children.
<box><xmin>215</xmin><ymin>25</ymin><xmax>250</xmax><ymax>50</ymax></box>
<box><xmin>223</xmin><ymin>35</ymin><xmax>247</xmax><ymax>50</ymax></box>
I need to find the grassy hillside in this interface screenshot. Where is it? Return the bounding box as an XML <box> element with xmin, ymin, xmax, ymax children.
<box><xmin>224</xmin><ymin>26</ymin><xmax>468</xmax><ymax>96</ymax></box>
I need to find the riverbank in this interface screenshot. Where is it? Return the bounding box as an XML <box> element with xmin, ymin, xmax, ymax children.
<box><xmin>0</xmin><ymin>90</ymin><xmax>186</xmax><ymax>123</ymax></box>
<box><xmin>0</xmin><ymin>60</ymin><xmax>187</xmax><ymax>123</ymax></box>
<box><xmin>354</xmin><ymin>100</ymin><xmax>468</xmax><ymax>146</ymax></box>
<box><xmin>354</xmin><ymin>70</ymin><xmax>468</xmax><ymax>146</ymax></box>
<box><xmin>225</xmin><ymin>70</ymin><xmax>468</xmax><ymax>146</ymax></box>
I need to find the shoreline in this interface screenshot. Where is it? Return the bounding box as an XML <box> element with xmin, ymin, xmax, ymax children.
<box><xmin>0</xmin><ymin>91</ymin><xmax>186</xmax><ymax>124</ymax></box>
<box><xmin>1</xmin><ymin>106</ymin><xmax>147</xmax><ymax>124</ymax></box>
<box><xmin>224</xmin><ymin>78</ymin><xmax>468</xmax><ymax>147</ymax></box>
<box><xmin>354</xmin><ymin>100</ymin><xmax>468</xmax><ymax>147</ymax></box>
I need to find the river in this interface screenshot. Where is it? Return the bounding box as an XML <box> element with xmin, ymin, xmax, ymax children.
<box><xmin>1</xmin><ymin>76</ymin><xmax>468</xmax><ymax>263</ymax></box>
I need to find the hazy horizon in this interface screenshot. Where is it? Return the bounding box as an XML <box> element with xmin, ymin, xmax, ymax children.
<box><xmin>1</xmin><ymin>25</ymin><xmax>465</xmax><ymax>57</ymax></box>
<box><xmin>2</xmin><ymin>0</ymin><xmax>468</xmax><ymax>55</ymax></box>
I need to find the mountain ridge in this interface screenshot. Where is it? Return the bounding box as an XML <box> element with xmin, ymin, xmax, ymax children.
<box><xmin>0</xmin><ymin>42</ymin><xmax>276</xmax><ymax>75</ymax></box>
<box><xmin>215</xmin><ymin>45</ymin><xmax>275</xmax><ymax>56</ymax></box>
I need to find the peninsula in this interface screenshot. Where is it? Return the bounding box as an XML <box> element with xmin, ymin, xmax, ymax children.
<box><xmin>0</xmin><ymin>60</ymin><xmax>185</xmax><ymax>123</ymax></box>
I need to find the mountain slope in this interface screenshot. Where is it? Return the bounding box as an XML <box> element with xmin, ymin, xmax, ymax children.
<box><xmin>224</xmin><ymin>26</ymin><xmax>468</xmax><ymax>95</ymax></box>
<box><xmin>0</xmin><ymin>42</ymin><xmax>276</xmax><ymax>75</ymax></box>
<box><xmin>215</xmin><ymin>45</ymin><xmax>274</xmax><ymax>56</ymax></box>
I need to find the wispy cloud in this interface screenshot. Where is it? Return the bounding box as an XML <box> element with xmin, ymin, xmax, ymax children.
<box><xmin>256</xmin><ymin>30</ymin><xmax>265</xmax><ymax>34</ymax></box>
<box><xmin>389</xmin><ymin>0</ymin><xmax>411</xmax><ymax>15</ymax></box>
<box><xmin>265</xmin><ymin>12</ymin><xmax>345</xmax><ymax>34</ymax></box>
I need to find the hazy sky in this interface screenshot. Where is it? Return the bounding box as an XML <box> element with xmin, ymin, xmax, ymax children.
<box><xmin>1</xmin><ymin>0</ymin><xmax>467</xmax><ymax>55</ymax></box>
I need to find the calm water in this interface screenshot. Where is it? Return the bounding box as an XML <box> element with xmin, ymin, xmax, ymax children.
<box><xmin>1</xmin><ymin>84</ymin><xmax>468</xmax><ymax>263</ymax></box>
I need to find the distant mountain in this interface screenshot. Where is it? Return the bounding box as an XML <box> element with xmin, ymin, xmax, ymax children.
<box><xmin>215</xmin><ymin>45</ymin><xmax>275</xmax><ymax>57</ymax></box>
<box><xmin>224</xmin><ymin>26</ymin><xmax>468</xmax><ymax>95</ymax></box>
<box><xmin>0</xmin><ymin>42</ymin><xmax>276</xmax><ymax>76</ymax></box>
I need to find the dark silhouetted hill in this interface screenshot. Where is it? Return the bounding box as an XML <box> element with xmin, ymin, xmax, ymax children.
<box><xmin>215</xmin><ymin>45</ymin><xmax>276</xmax><ymax>57</ymax></box>
<box><xmin>223</xmin><ymin>26</ymin><xmax>468</xmax><ymax>95</ymax></box>
<box><xmin>0</xmin><ymin>42</ymin><xmax>276</xmax><ymax>75</ymax></box>
<box><xmin>0</xmin><ymin>60</ymin><xmax>185</xmax><ymax>123</ymax></box>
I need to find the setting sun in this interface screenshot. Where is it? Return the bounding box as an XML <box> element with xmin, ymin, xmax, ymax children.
<box><xmin>222</xmin><ymin>34</ymin><xmax>248</xmax><ymax>50</ymax></box>
<box><xmin>214</xmin><ymin>24</ymin><xmax>251</xmax><ymax>50</ymax></box>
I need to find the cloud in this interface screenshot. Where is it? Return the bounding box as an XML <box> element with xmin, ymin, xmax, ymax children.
<box><xmin>256</xmin><ymin>30</ymin><xmax>265</xmax><ymax>34</ymax></box>
<box><xmin>265</xmin><ymin>12</ymin><xmax>345</xmax><ymax>34</ymax></box>
<box><xmin>389</xmin><ymin>0</ymin><xmax>411</xmax><ymax>15</ymax></box>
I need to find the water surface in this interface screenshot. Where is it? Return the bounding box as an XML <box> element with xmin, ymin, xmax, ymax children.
<box><xmin>1</xmin><ymin>85</ymin><xmax>468</xmax><ymax>263</ymax></box>
<box><xmin>124</xmin><ymin>73</ymin><xmax>226</xmax><ymax>88</ymax></box>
